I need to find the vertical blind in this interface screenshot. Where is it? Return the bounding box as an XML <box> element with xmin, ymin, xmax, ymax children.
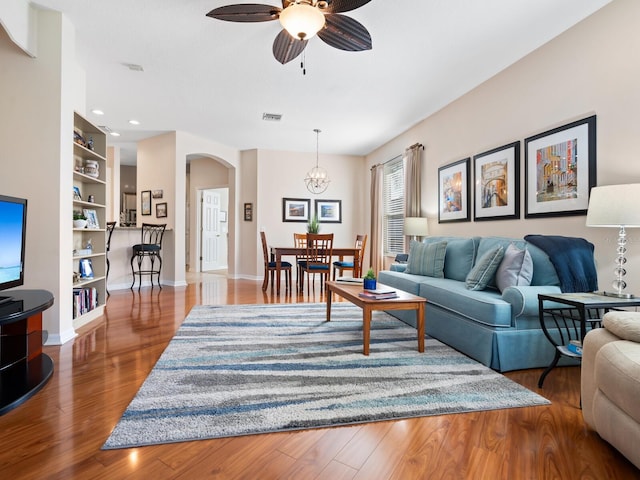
<box><xmin>383</xmin><ymin>155</ymin><xmax>405</xmax><ymax>255</ymax></box>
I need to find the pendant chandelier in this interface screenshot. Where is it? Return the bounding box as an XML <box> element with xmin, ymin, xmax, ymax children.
<box><xmin>305</xmin><ymin>128</ymin><xmax>330</xmax><ymax>194</ymax></box>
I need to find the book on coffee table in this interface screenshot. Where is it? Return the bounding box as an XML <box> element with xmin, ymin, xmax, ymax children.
<box><xmin>359</xmin><ymin>288</ymin><xmax>398</xmax><ymax>300</ymax></box>
<box><xmin>336</xmin><ymin>276</ymin><xmax>364</xmax><ymax>284</ymax></box>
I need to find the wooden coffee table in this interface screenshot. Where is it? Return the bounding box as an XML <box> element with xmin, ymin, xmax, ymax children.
<box><xmin>326</xmin><ymin>280</ymin><xmax>426</xmax><ymax>355</ymax></box>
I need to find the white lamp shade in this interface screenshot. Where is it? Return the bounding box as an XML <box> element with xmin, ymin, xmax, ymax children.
<box><xmin>586</xmin><ymin>184</ymin><xmax>640</xmax><ymax>227</ymax></box>
<box><xmin>279</xmin><ymin>3</ymin><xmax>326</xmax><ymax>40</ymax></box>
<box><xmin>404</xmin><ymin>217</ymin><xmax>429</xmax><ymax>236</ymax></box>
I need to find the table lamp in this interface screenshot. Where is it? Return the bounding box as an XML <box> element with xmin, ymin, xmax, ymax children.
<box><xmin>404</xmin><ymin>217</ymin><xmax>429</xmax><ymax>242</ymax></box>
<box><xmin>586</xmin><ymin>184</ymin><xmax>640</xmax><ymax>298</ymax></box>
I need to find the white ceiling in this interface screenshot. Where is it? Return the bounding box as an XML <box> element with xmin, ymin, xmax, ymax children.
<box><xmin>32</xmin><ymin>0</ymin><xmax>611</xmax><ymax>164</ymax></box>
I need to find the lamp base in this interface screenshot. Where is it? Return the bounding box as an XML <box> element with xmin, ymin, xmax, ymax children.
<box><xmin>600</xmin><ymin>290</ymin><xmax>635</xmax><ymax>299</ymax></box>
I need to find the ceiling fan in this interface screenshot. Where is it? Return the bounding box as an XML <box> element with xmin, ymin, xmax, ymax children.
<box><xmin>206</xmin><ymin>0</ymin><xmax>372</xmax><ymax>65</ymax></box>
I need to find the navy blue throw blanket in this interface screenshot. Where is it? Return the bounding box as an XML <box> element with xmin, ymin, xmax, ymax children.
<box><xmin>525</xmin><ymin>234</ymin><xmax>598</xmax><ymax>293</ymax></box>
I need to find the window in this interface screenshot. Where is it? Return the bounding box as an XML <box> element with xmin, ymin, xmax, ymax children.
<box><xmin>383</xmin><ymin>155</ymin><xmax>404</xmax><ymax>255</ymax></box>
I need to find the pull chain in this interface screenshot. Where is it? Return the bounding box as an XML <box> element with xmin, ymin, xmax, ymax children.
<box><xmin>300</xmin><ymin>49</ymin><xmax>306</xmax><ymax>75</ymax></box>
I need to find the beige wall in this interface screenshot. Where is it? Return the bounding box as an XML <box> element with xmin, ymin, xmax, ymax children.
<box><xmin>255</xmin><ymin>149</ymin><xmax>367</xmax><ymax>277</ymax></box>
<box><xmin>366</xmin><ymin>0</ymin><xmax>640</xmax><ymax>292</ymax></box>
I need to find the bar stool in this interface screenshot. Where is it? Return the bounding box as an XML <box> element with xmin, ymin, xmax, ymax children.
<box><xmin>130</xmin><ymin>223</ymin><xmax>166</xmax><ymax>290</ymax></box>
<box><xmin>105</xmin><ymin>221</ymin><xmax>116</xmax><ymax>296</ymax></box>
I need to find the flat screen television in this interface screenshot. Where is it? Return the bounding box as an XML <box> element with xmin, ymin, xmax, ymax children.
<box><xmin>0</xmin><ymin>194</ymin><xmax>27</xmax><ymax>303</ymax></box>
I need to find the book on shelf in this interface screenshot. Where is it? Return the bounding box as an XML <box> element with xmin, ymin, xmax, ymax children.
<box><xmin>335</xmin><ymin>276</ymin><xmax>364</xmax><ymax>284</ymax></box>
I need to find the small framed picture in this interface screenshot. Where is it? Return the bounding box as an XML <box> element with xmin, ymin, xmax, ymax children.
<box><xmin>152</xmin><ymin>189</ymin><xmax>163</xmax><ymax>199</ymax></box>
<box><xmin>83</xmin><ymin>209</ymin><xmax>100</xmax><ymax>229</ymax></box>
<box><xmin>315</xmin><ymin>199</ymin><xmax>342</xmax><ymax>223</ymax></box>
<box><xmin>438</xmin><ymin>158</ymin><xmax>471</xmax><ymax>223</ymax></box>
<box><xmin>525</xmin><ymin>115</ymin><xmax>596</xmax><ymax>218</ymax></box>
<box><xmin>141</xmin><ymin>190</ymin><xmax>152</xmax><ymax>216</ymax></box>
<box><xmin>473</xmin><ymin>141</ymin><xmax>520</xmax><ymax>221</ymax></box>
<box><xmin>73</xmin><ymin>186</ymin><xmax>82</xmax><ymax>201</ymax></box>
<box><xmin>244</xmin><ymin>203</ymin><xmax>253</xmax><ymax>221</ymax></box>
<box><xmin>282</xmin><ymin>198</ymin><xmax>310</xmax><ymax>223</ymax></box>
<box><xmin>79</xmin><ymin>258</ymin><xmax>94</xmax><ymax>278</ymax></box>
<box><xmin>156</xmin><ymin>202</ymin><xmax>167</xmax><ymax>218</ymax></box>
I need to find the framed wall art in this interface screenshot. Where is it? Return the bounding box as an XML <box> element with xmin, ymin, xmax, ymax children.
<box><xmin>438</xmin><ymin>158</ymin><xmax>470</xmax><ymax>223</ymax></box>
<box><xmin>315</xmin><ymin>199</ymin><xmax>342</xmax><ymax>223</ymax></box>
<box><xmin>525</xmin><ymin>115</ymin><xmax>596</xmax><ymax>218</ymax></box>
<box><xmin>141</xmin><ymin>190</ymin><xmax>152</xmax><ymax>216</ymax></box>
<box><xmin>282</xmin><ymin>198</ymin><xmax>310</xmax><ymax>223</ymax></box>
<box><xmin>156</xmin><ymin>202</ymin><xmax>167</xmax><ymax>218</ymax></box>
<box><xmin>244</xmin><ymin>203</ymin><xmax>253</xmax><ymax>221</ymax></box>
<box><xmin>473</xmin><ymin>141</ymin><xmax>520</xmax><ymax>221</ymax></box>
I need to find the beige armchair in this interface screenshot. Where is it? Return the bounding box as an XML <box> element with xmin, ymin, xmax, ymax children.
<box><xmin>582</xmin><ymin>311</ymin><xmax>640</xmax><ymax>469</ymax></box>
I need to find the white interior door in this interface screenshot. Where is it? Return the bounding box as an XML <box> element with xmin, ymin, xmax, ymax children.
<box><xmin>201</xmin><ymin>189</ymin><xmax>224</xmax><ymax>271</ymax></box>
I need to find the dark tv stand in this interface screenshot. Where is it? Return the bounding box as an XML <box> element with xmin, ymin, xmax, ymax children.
<box><xmin>0</xmin><ymin>289</ymin><xmax>55</xmax><ymax>415</ymax></box>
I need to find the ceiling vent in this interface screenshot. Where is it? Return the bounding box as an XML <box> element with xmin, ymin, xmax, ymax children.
<box><xmin>123</xmin><ymin>63</ymin><xmax>144</xmax><ymax>72</ymax></box>
<box><xmin>262</xmin><ymin>113</ymin><xmax>282</xmax><ymax>122</ymax></box>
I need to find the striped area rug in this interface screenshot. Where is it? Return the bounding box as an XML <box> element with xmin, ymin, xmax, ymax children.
<box><xmin>103</xmin><ymin>303</ymin><xmax>549</xmax><ymax>449</ymax></box>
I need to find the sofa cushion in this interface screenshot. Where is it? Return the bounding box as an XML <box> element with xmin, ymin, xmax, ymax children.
<box><xmin>443</xmin><ymin>237</ymin><xmax>477</xmax><ymax>281</ymax></box>
<box><xmin>603</xmin><ymin>311</ymin><xmax>640</xmax><ymax>343</ymax></box>
<box><xmin>466</xmin><ymin>245</ymin><xmax>504</xmax><ymax>291</ymax></box>
<box><xmin>496</xmin><ymin>243</ymin><xmax>534</xmax><ymax>292</ymax></box>
<box><xmin>378</xmin><ymin>270</ymin><xmax>422</xmax><ymax>296</ymax></box>
<box><xmin>418</xmin><ymin>278</ymin><xmax>513</xmax><ymax>328</ymax></box>
<box><xmin>405</xmin><ymin>240</ymin><xmax>447</xmax><ymax>277</ymax></box>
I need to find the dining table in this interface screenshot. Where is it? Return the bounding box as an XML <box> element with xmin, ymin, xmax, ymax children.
<box><xmin>270</xmin><ymin>246</ymin><xmax>361</xmax><ymax>294</ymax></box>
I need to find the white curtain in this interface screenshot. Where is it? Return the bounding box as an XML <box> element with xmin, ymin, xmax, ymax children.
<box><xmin>370</xmin><ymin>164</ymin><xmax>384</xmax><ymax>274</ymax></box>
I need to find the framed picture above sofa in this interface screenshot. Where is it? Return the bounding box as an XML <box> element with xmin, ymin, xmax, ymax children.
<box><xmin>438</xmin><ymin>158</ymin><xmax>470</xmax><ymax>223</ymax></box>
<box><xmin>524</xmin><ymin>115</ymin><xmax>596</xmax><ymax>218</ymax></box>
<box><xmin>473</xmin><ymin>141</ymin><xmax>520</xmax><ymax>221</ymax></box>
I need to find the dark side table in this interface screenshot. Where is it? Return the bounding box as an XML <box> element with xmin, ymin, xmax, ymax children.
<box><xmin>0</xmin><ymin>289</ymin><xmax>55</xmax><ymax>415</ymax></box>
<box><xmin>537</xmin><ymin>292</ymin><xmax>640</xmax><ymax>387</ymax></box>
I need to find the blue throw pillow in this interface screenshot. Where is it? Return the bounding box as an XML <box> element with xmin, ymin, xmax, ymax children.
<box><xmin>465</xmin><ymin>245</ymin><xmax>504</xmax><ymax>291</ymax></box>
<box><xmin>405</xmin><ymin>240</ymin><xmax>447</xmax><ymax>277</ymax></box>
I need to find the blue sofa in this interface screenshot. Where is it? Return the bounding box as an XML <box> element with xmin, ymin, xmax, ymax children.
<box><xmin>378</xmin><ymin>236</ymin><xmax>582</xmax><ymax>372</ymax></box>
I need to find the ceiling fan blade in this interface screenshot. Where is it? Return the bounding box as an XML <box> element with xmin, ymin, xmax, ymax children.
<box><xmin>273</xmin><ymin>29</ymin><xmax>308</xmax><ymax>64</ymax></box>
<box><xmin>206</xmin><ymin>4</ymin><xmax>281</xmax><ymax>22</ymax></box>
<box><xmin>322</xmin><ymin>0</ymin><xmax>372</xmax><ymax>14</ymax></box>
<box><xmin>318</xmin><ymin>14</ymin><xmax>372</xmax><ymax>51</ymax></box>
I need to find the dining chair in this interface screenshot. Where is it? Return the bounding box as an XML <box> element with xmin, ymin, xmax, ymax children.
<box><xmin>298</xmin><ymin>233</ymin><xmax>334</xmax><ymax>292</ymax></box>
<box><xmin>293</xmin><ymin>232</ymin><xmax>308</xmax><ymax>283</ymax></box>
<box><xmin>105</xmin><ymin>221</ymin><xmax>116</xmax><ymax>296</ymax></box>
<box><xmin>261</xmin><ymin>231</ymin><xmax>292</xmax><ymax>292</ymax></box>
<box><xmin>333</xmin><ymin>234</ymin><xmax>367</xmax><ymax>280</ymax></box>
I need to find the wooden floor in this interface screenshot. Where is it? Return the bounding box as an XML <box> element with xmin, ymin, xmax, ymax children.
<box><xmin>1</xmin><ymin>273</ymin><xmax>639</xmax><ymax>480</ymax></box>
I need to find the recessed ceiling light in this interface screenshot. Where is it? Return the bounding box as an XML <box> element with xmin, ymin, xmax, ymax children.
<box><xmin>91</xmin><ymin>109</ymin><xmax>104</xmax><ymax>115</ymax></box>
<box><xmin>110</xmin><ymin>132</ymin><xmax>121</xmax><ymax>137</ymax></box>
<box><xmin>128</xmin><ymin>119</ymin><xmax>140</xmax><ymax>125</ymax></box>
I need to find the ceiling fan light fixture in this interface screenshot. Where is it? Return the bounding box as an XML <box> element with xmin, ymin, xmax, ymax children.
<box><xmin>279</xmin><ymin>3</ymin><xmax>326</xmax><ymax>40</ymax></box>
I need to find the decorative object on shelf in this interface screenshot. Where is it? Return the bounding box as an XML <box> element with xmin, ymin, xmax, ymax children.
<box><xmin>156</xmin><ymin>202</ymin><xmax>167</xmax><ymax>218</ymax></box>
<box><xmin>73</xmin><ymin>211</ymin><xmax>87</xmax><ymax>229</ymax></box>
<box><xmin>152</xmin><ymin>189</ymin><xmax>163</xmax><ymax>199</ymax></box>
<box><xmin>83</xmin><ymin>209</ymin><xmax>99</xmax><ymax>229</ymax></box>
<box><xmin>206</xmin><ymin>1</ymin><xmax>372</xmax><ymax>68</ymax></box>
<box><xmin>79</xmin><ymin>258</ymin><xmax>94</xmax><ymax>278</ymax></box>
<box><xmin>438</xmin><ymin>157</ymin><xmax>471</xmax><ymax>223</ymax></box>
<box><xmin>363</xmin><ymin>268</ymin><xmax>377</xmax><ymax>290</ymax></box>
<box><xmin>586</xmin><ymin>183</ymin><xmax>640</xmax><ymax>298</ymax></box>
<box><xmin>85</xmin><ymin>238</ymin><xmax>93</xmax><ymax>252</ymax></box>
<box><xmin>244</xmin><ymin>203</ymin><xmax>253</xmax><ymax>221</ymax></box>
<box><xmin>473</xmin><ymin>141</ymin><xmax>521</xmax><ymax>221</ymax></box>
<box><xmin>307</xmin><ymin>213</ymin><xmax>319</xmax><ymax>233</ymax></box>
<box><xmin>315</xmin><ymin>199</ymin><xmax>341</xmax><ymax>223</ymax></box>
<box><xmin>404</xmin><ymin>217</ymin><xmax>429</xmax><ymax>242</ymax></box>
<box><xmin>87</xmin><ymin>195</ymin><xmax>95</xmax><ymax>203</ymax></box>
<box><xmin>84</xmin><ymin>159</ymin><xmax>99</xmax><ymax>178</ymax></box>
<box><xmin>525</xmin><ymin>115</ymin><xmax>597</xmax><ymax>218</ymax></box>
<box><xmin>141</xmin><ymin>190</ymin><xmax>152</xmax><ymax>216</ymax></box>
<box><xmin>87</xmin><ymin>136</ymin><xmax>94</xmax><ymax>151</ymax></box>
<box><xmin>73</xmin><ymin>186</ymin><xmax>82</xmax><ymax>201</ymax></box>
<box><xmin>305</xmin><ymin>129</ymin><xmax>330</xmax><ymax>194</ymax></box>
<box><xmin>74</xmin><ymin>129</ymin><xmax>87</xmax><ymax>147</ymax></box>
<box><xmin>282</xmin><ymin>197</ymin><xmax>310</xmax><ymax>222</ymax></box>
